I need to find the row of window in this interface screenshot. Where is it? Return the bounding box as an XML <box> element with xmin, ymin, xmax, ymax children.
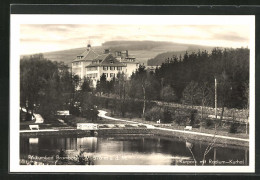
<box><xmin>125</xmin><ymin>58</ymin><xmax>135</xmax><ymax>62</ymax></box>
<box><xmin>87</xmin><ymin>73</ymin><xmax>120</xmax><ymax>79</ymax></box>
<box><xmin>103</xmin><ymin>73</ymin><xmax>115</xmax><ymax>78</ymax></box>
<box><xmin>73</xmin><ymin>62</ymin><xmax>81</xmax><ymax>66</ymax></box>
<box><xmin>103</xmin><ymin>66</ymin><xmax>122</xmax><ymax>71</ymax></box>
<box><xmin>86</xmin><ymin>73</ymin><xmax>98</xmax><ymax>78</ymax></box>
<box><xmin>77</xmin><ymin>56</ymin><xmax>84</xmax><ymax>59</ymax></box>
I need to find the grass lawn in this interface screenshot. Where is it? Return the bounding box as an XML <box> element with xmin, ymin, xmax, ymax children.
<box><xmin>107</xmin><ymin>111</ymin><xmax>249</xmax><ymax>140</ymax></box>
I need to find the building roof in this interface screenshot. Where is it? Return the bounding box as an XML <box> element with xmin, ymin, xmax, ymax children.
<box><xmin>73</xmin><ymin>48</ymin><xmax>99</xmax><ymax>62</ymax></box>
<box><xmin>86</xmin><ymin>54</ymin><xmax>126</xmax><ymax>67</ymax></box>
<box><xmin>120</xmin><ymin>61</ymin><xmax>139</xmax><ymax>64</ymax></box>
<box><xmin>126</xmin><ymin>55</ymin><xmax>135</xmax><ymax>58</ymax></box>
<box><xmin>94</xmin><ymin>54</ymin><xmax>110</xmax><ymax>61</ymax></box>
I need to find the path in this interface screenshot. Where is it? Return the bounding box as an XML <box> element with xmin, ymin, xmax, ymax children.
<box><xmin>20</xmin><ymin>129</ymin><xmax>59</xmax><ymax>133</ymax></box>
<box><xmin>98</xmin><ymin>110</ymin><xmax>249</xmax><ymax>142</ymax></box>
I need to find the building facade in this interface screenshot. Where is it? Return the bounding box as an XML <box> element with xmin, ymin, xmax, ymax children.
<box><xmin>86</xmin><ymin>53</ymin><xmax>127</xmax><ymax>87</ymax></box>
<box><xmin>72</xmin><ymin>45</ymin><xmax>139</xmax><ymax>88</ymax></box>
<box><xmin>115</xmin><ymin>50</ymin><xmax>139</xmax><ymax>78</ymax></box>
<box><xmin>71</xmin><ymin>45</ymin><xmax>99</xmax><ymax>80</ymax></box>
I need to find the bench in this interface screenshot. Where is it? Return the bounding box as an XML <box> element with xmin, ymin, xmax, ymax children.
<box><xmin>29</xmin><ymin>125</ymin><xmax>39</xmax><ymax>130</ymax></box>
<box><xmin>184</xmin><ymin>126</ymin><xmax>192</xmax><ymax>130</ymax></box>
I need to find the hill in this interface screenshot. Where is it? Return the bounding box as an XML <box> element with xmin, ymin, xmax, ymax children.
<box><xmin>104</xmin><ymin>41</ymin><xmax>214</xmax><ymax>65</ymax></box>
<box><xmin>147</xmin><ymin>49</ymin><xmax>214</xmax><ymax>66</ymax></box>
<box><xmin>21</xmin><ymin>41</ymin><xmax>214</xmax><ymax>66</ymax></box>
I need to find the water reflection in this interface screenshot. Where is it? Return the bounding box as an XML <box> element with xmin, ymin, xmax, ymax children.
<box><xmin>20</xmin><ymin>136</ymin><xmax>249</xmax><ymax>165</ymax></box>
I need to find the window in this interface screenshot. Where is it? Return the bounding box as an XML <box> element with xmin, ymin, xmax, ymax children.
<box><xmin>74</xmin><ymin>62</ymin><xmax>80</xmax><ymax>66</ymax></box>
<box><xmin>110</xmin><ymin>73</ymin><xmax>115</xmax><ymax>78</ymax></box>
<box><xmin>103</xmin><ymin>73</ymin><xmax>108</xmax><ymax>78</ymax></box>
<box><xmin>103</xmin><ymin>66</ymin><xmax>108</xmax><ymax>71</ymax></box>
<box><xmin>117</xmin><ymin>67</ymin><xmax>122</xmax><ymax>71</ymax></box>
<box><xmin>110</xmin><ymin>60</ymin><xmax>114</xmax><ymax>64</ymax></box>
<box><xmin>88</xmin><ymin>67</ymin><xmax>97</xmax><ymax>71</ymax></box>
<box><xmin>110</xmin><ymin>67</ymin><xmax>115</xmax><ymax>71</ymax></box>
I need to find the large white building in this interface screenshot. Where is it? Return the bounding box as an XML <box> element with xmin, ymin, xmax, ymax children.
<box><xmin>71</xmin><ymin>44</ymin><xmax>99</xmax><ymax>80</ymax></box>
<box><xmin>72</xmin><ymin>45</ymin><xmax>139</xmax><ymax>87</ymax></box>
<box><xmin>86</xmin><ymin>52</ymin><xmax>127</xmax><ymax>87</ymax></box>
<box><xmin>115</xmin><ymin>50</ymin><xmax>139</xmax><ymax>78</ymax></box>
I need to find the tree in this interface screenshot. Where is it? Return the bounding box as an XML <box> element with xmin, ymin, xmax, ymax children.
<box><xmin>130</xmin><ymin>65</ymin><xmax>152</xmax><ymax>117</ymax></box>
<box><xmin>182</xmin><ymin>81</ymin><xmax>200</xmax><ymax>107</ymax></box>
<box><xmin>150</xmin><ymin>48</ymin><xmax>249</xmax><ymax>109</ymax></box>
<box><xmin>114</xmin><ymin>72</ymin><xmax>127</xmax><ymax>117</ymax></box>
<box><xmin>20</xmin><ymin>54</ymin><xmax>75</xmax><ymax>121</ymax></box>
<box><xmin>217</xmin><ymin>71</ymin><xmax>232</xmax><ymax>128</ymax></box>
<box><xmin>100</xmin><ymin>73</ymin><xmax>108</xmax><ymax>95</ymax></box>
<box><xmin>197</xmin><ymin>81</ymin><xmax>214</xmax><ymax>131</ymax></box>
<box><xmin>81</xmin><ymin>77</ymin><xmax>92</xmax><ymax>92</ymax></box>
<box><xmin>80</xmin><ymin>92</ymin><xmax>99</xmax><ymax>121</ymax></box>
<box><xmin>160</xmin><ymin>85</ymin><xmax>177</xmax><ymax>102</ymax></box>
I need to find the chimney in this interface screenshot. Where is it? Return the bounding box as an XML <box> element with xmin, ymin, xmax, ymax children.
<box><xmin>126</xmin><ymin>50</ymin><xmax>128</xmax><ymax>57</ymax></box>
<box><xmin>87</xmin><ymin>44</ymin><xmax>91</xmax><ymax>51</ymax></box>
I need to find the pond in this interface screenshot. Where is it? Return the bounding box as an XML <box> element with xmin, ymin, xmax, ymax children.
<box><xmin>20</xmin><ymin>135</ymin><xmax>248</xmax><ymax>166</ymax></box>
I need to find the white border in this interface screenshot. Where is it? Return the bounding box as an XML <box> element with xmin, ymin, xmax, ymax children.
<box><xmin>10</xmin><ymin>15</ymin><xmax>255</xmax><ymax>173</ymax></box>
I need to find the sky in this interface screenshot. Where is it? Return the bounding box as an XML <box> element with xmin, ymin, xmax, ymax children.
<box><xmin>20</xmin><ymin>24</ymin><xmax>250</xmax><ymax>55</ymax></box>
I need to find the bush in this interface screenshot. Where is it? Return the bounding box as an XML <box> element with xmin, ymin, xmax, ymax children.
<box><xmin>145</xmin><ymin>106</ymin><xmax>163</xmax><ymax>121</ymax></box>
<box><xmin>175</xmin><ymin>117</ymin><xmax>182</xmax><ymax>126</ymax></box>
<box><xmin>162</xmin><ymin>108</ymin><xmax>174</xmax><ymax>123</ymax></box>
<box><xmin>69</xmin><ymin>106</ymin><xmax>80</xmax><ymax>116</ymax></box>
<box><xmin>125</xmin><ymin>124</ymin><xmax>134</xmax><ymax>127</ymax></box>
<box><xmin>189</xmin><ymin>109</ymin><xmax>198</xmax><ymax>126</ymax></box>
<box><xmin>205</xmin><ymin>119</ymin><xmax>213</xmax><ymax>127</ymax></box>
<box><xmin>174</xmin><ymin>116</ymin><xmax>188</xmax><ymax>126</ymax></box>
<box><xmin>229</xmin><ymin>122</ymin><xmax>240</xmax><ymax>133</ymax></box>
<box><xmin>138</xmin><ymin>124</ymin><xmax>147</xmax><ymax>128</ymax></box>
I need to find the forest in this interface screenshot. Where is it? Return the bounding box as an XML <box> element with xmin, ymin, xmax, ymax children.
<box><xmin>97</xmin><ymin>47</ymin><xmax>249</xmax><ymax>109</ymax></box>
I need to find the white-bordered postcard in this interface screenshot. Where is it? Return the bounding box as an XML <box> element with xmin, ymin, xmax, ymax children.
<box><xmin>10</xmin><ymin>14</ymin><xmax>255</xmax><ymax>173</ymax></box>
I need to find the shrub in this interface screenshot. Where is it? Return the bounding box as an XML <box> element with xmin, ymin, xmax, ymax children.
<box><xmin>69</xmin><ymin>106</ymin><xmax>80</xmax><ymax>116</ymax></box>
<box><xmin>229</xmin><ymin>122</ymin><xmax>240</xmax><ymax>133</ymax></box>
<box><xmin>189</xmin><ymin>109</ymin><xmax>198</xmax><ymax>126</ymax></box>
<box><xmin>174</xmin><ymin>116</ymin><xmax>188</xmax><ymax>126</ymax></box>
<box><xmin>193</xmin><ymin>124</ymin><xmax>200</xmax><ymax>128</ymax></box>
<box><xmin>145</xmin><ymin>106</ymin><xmax>163</xmax><ymax>121</ymax></box>
<box><xmin>162</xmin><ymin>108</ymin><xmax>174</xmax><ymax>123</ymax></box>
<box><xmin>205</xmin><ymin>119</ymin><xmax>213</xmax><ymax>127</ymax></box>
<box><xmin>175</xmin><ymin>117</ymin><xmax>183</xmax><ymax>126</ymax></box>
<box><xmin>125</xmin><ymin>124</ymin><xmax>134</xmax><ymax>127</ymax></box>
<box><xmin>138</xmin><ymin>124</ymin><xmax>147</xmax><ymax>128</ymax></box>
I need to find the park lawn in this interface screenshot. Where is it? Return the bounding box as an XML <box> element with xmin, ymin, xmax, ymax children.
<box><xmin>108</xmin><ymin>112</ymin><xmax>249</xmax><ymax>140</ymax></box>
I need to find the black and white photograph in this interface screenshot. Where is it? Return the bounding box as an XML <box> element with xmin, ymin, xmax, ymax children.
<box><xmin>10</xmin><ymin>15</ymin><xmax>255</xmax><ymax>173</ymax></box>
